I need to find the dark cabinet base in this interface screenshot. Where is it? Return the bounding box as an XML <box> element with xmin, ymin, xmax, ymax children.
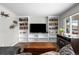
<box><xmin>57</xmin><ymin>34</ymin><xmax>71</xmax><ymax>48</ymax></box>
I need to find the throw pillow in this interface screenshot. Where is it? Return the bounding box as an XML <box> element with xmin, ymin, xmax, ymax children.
<box><xmin>59</xmin><ymin>44</ymin><xmax>75</xmax><ymax>55</ymax></box>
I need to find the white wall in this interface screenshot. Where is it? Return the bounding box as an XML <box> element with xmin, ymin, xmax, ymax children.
<box><xmin>0</xmin><ymin>5</ymin><xmax>18</xmax><ymax>46</ymax></box>
<box><xmin>30</xmin><ymin>16</ymin><xmax>48</xmax><ymax>32</ymax></box>
<box><xmin>30</xmin><ymin>16</ymin><xmax>48</xmax><ymax>23</ymax></box>
<box><xmin>58</xmin><ymin>4</ymin><xmax>79</xmax><ymax>32</ymax></box>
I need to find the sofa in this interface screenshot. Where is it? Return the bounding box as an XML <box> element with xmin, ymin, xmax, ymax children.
<box><xmin>0</xmin><ymin>46</ymin><xmax>21</xmax><ymax>55</ymax></box>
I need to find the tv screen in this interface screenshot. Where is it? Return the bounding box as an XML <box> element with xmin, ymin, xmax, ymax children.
<box><xmin>30</xmin><ymin>24</ymin><xmax>46</xmax><ymax>33</ymax></box>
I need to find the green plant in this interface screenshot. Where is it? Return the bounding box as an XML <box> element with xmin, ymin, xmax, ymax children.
<box><xmin>59</xmin><ymin>28</ymin><xmax>64</xmax><ymax>33</ymax></box>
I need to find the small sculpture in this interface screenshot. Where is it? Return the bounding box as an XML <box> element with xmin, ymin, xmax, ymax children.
<box><xmin>1</xmin><ymin>11</ymin><xmax>9</xmax><ymax>17</ymax></box>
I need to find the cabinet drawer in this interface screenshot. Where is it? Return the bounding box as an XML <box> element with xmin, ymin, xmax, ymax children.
<box><xmin>28</xmin><ymin>34</ymin><xmax>38</xmax><ymax>38</ymax></box>
<box><xmin>38</xmin><ymin>34</ymin><xmax>48</xmax><ymax>38</ymax></box>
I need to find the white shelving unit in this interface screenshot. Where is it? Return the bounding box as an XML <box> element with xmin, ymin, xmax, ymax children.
<box><xmin>18</xmin><ymin>16</ymin><xmax>29</xmax><ymax>42</ymax></box>
<box><xmin>64</xmin><ymin>13</ymin><xmax>79</xmax><ymax>38</ymax></box>
<box><xmin>48</xmin><ymin>16</ymin><xmax>58</xmax><ymax>42</ymax></box>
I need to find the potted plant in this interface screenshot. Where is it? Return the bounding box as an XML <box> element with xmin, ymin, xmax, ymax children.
<box><xmin>59</xmin><ymin>28</ymin><xmax>64</xmax><ymax>36</ymax></box>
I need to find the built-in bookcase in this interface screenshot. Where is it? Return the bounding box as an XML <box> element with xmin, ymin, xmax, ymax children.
<box><xmin>18</xmin><ymin>16</ymin><xmax>58</xmax><ymax>42</ymax></box>
<box><xmin>64</xmin><ymin>13</ymin><xmax>79</xmax><ymax>38</ymax></box>
<box><xmin>48</xmin><ymin>16</ymin><xmax>58</xmax><ymax>42</ymax></box>
<box><xmin>19</xmin><ymin>17</ymin><xmax>29</xmax><ymax>42</ymax></box>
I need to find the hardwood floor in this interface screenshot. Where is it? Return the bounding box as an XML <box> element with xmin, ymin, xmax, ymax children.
<box><xmin>15</xmin><ymin>42</ymin><xmax>59</xmax><ymax>55</ymax></box>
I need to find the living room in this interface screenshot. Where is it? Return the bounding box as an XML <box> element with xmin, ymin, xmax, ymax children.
<box><xmin>0</xmin><ymin>3</ymin><xmax>79</xmax><ymax>55</ymax></box>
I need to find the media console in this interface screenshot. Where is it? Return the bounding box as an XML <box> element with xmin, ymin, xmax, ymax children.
<box><xmin>28</xmin><ymin>33</ymin><xmax>48</xmax><ymax>42</ymax></box>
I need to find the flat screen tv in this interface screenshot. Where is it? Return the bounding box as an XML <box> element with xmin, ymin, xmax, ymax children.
<box><xmin>30</xmin><ymin>24</ymin><xmax>46</xmax><ymax>33</ymax></box>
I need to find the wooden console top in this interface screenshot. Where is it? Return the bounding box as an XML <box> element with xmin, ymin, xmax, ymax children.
<box><xmin>15</xmin><ymin>42</ymin><xmax>59</xmax><ymax>55</ymax></box>
<box><xmin>16</xmin><ymin>42</ymin><xmax>58</xmax><ymax>48</ymax></box>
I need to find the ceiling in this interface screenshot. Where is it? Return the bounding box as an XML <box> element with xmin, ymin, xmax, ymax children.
<box><xmin>72</xmin><ymin>14</ymin><xmax>79</xmax><ymax>20</ymax></box>
<box><xmin>1</xmin><ymin>3</ymin><xmax>75</xmax><ymax>16</ymax></box>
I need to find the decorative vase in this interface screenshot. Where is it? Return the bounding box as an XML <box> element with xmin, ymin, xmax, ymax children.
<box><xmin>60</xmin><ymin>32</ymin><xmax>64</xmax><ymax>36</ymax></box>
